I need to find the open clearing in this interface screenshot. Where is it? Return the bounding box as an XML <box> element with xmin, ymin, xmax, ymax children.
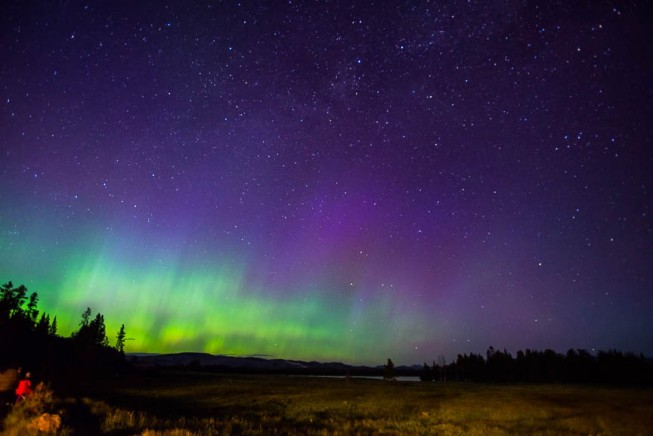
<box><xmin>55</xmin><ymin>371</ymin><xmax>653</xmax><ymax>435</ymax></box>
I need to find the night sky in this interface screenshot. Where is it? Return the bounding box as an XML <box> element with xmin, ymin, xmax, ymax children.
<box><xmin>1</xmin><ymin>1</ymin><xmax>651</xmax><ymax>365</ymax></box>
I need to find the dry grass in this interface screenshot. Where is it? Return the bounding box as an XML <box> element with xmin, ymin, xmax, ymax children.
<box><xmin>4</xmin><ymin>372</ymin><xmax>653</xmax><ymax>434</ymax></box>
<box><xmin>1</xmin><ymin>382</ymin><xmax>68</xmax><ymax>435</ymax></box>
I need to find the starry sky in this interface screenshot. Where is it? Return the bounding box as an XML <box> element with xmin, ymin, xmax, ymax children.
<box><xmin>1</xmin><ymin>1</ymin><xmax>651</xmax><ymax>365</ymax></box>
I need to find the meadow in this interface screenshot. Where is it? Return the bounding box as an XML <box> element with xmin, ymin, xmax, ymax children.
<box><xmin>11</xmin><ymin>371</ymin><xmax>648</xmax><ymax>435</ymax></box>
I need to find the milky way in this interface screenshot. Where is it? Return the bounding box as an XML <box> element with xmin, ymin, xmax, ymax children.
<box><xmin>1</xmin><ymin>1</ymin><xmax>651</xmax><ymax>364</ymax></box>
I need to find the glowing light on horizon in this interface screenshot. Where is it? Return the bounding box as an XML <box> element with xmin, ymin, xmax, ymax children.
<box><xmin>23</xmin><ymin>233</ymin><xmax>428</xmax><ymax>364</ymax></box>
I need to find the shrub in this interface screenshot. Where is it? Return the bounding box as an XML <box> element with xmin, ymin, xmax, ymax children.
<box><xmin>1</xmin><ymin>382</ymin><xmax>66</xmax><ymax>435</ymax></box>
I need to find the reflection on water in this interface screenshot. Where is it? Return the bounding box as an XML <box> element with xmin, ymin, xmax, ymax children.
<box><xmin>293</xmin><ymin>375</ymin><xmax>421</xmax><ymax>382</ymax></box>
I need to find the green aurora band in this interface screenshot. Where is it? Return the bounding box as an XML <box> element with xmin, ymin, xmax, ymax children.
<box><xmin>4</xmin><ymin>231</ymin><xmax>427</xmax><ymax>364</ymax></box>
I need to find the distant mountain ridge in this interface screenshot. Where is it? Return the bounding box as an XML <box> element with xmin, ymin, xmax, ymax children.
<box><xmin>129</xmin><ymin>352</ymin><xmax>421</xmax><ymax>376</ymax></box>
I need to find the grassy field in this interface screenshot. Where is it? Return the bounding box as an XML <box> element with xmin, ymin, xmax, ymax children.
<box><xmin>4</xmin><ymin>371</ymin><xmax>653</xmax><ymax>434</ymax></box>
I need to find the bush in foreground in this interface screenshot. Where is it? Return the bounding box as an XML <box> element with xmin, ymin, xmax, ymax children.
<box><xmin>1</xmin><ymin>382</ymin><xmax>67</xmax><ymax>435</ymax></box>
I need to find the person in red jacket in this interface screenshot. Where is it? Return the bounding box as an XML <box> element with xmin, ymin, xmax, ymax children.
<box><xmin>15</xmin><ymin>372</ymin><xmax>32</xmax><ymax>402</ymax></box>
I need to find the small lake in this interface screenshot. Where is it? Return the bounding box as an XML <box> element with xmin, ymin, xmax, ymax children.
<box><xmin>293</xmin><ymin>375</ymin><xmax>422</xmax><ymax>382</ymax></box>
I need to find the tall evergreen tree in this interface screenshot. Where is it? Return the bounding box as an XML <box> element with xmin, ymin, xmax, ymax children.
<box><xmin>26</xmin><ymin>292</ymin><xmax>39</xmax><ymax>322</ymax></box>
<box><xmin>115</xmin><ymin>324</ymin><xmax>126</xmax><ymax>354</ymax></box>
<box><xmin>49</xmin><ymin>316</ymin><xmax>58</xmax><ymax>336</ymax></box>
<box><xmin>80</xmin><ymin>307</ymin><xmax>92</xmax><ymax>327</ymax></box>
<box><xmin>89</xmin><ymin>313</ymin><xmax>108</xmax><ymax>347</ymax></box>
<box><xmin>36</xmin><ymin>313</ymin><xmax>50</xmax><ymax>335</ymax></box>
<box><xmin>74</xmin><ymin>308</ymin><xmax>108</xmax><ymax>347</ymax></box>
<box><xmin>0</xmin><ymin>281</ymin><xmax>28</xmax><ymax>319</ymax></box>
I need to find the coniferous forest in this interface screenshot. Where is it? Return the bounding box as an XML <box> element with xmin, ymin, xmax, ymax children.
<box><xmin>0</xmin><ymin>281</ymin><xmax>127</xmax><ymax>390</ymax></box>
<box><xmin>419</xmin><ymin>346</ymin><xmax>653</xmax><ymax>384</ymax></box>
<box><xmin>1</xmin><ymin>280</ymin><xmax>652</xmax><ymax>385</ymax></box>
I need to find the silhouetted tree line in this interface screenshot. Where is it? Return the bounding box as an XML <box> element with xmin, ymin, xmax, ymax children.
<box><xmin>421</xmin><ymin>346</ymin><xmax>653</xmax><ymax>384</ymax></box>
<box><xmin>0</xmin><ymin>281</ymin><xmax>128</xmax><ymax>388</ymax></box>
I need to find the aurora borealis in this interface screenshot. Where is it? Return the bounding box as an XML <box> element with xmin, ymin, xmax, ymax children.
<box><xmin>1</xmin><ymin>1</ymin><xmax>651</xmax><ymax>365</ymax></box>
